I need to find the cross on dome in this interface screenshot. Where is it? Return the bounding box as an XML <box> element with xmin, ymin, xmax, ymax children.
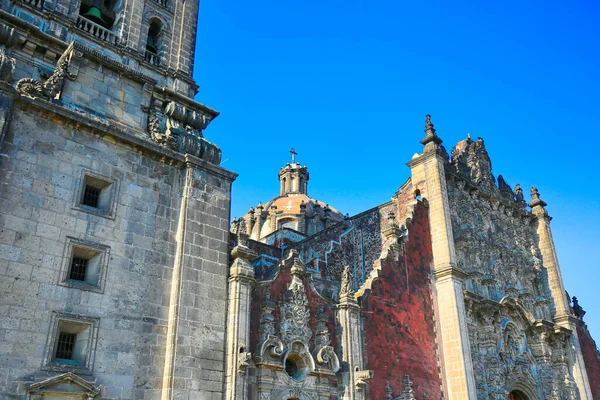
<box><xmin>289</xmin><ymin>148</ymin><xmax>297</xmax><ymax>163</ymax></box>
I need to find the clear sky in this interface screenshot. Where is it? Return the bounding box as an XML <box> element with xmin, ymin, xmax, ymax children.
<box><xmin>193</xmin><ymin>1</ymin><xmax>600</xmax><ymax>338</ymax></box>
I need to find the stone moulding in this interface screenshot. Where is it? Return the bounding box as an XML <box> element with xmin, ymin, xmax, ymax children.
<box><xmin>28</xmin><ymin>372</ymin><xmax>101</xmax><ymax>399</ymax></box>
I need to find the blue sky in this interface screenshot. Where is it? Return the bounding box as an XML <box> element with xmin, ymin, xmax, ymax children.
<box><xmin>193</xmin><ymin>1</ymin><xmax>600</xmax><ymax>338</ymax></box>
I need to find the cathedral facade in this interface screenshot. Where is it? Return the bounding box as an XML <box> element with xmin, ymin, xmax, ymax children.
<box><xmin>0</xmin><ymin>0</ymin><xmax>599</xmax><ymax>398</ymax></box>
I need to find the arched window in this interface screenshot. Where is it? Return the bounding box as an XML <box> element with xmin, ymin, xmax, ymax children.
<box><xmin>278</xmin><ymin>218</ymin><xmax>297</xmax><ymax>230</ymax></box>
<box><xmin>145</xmin><ymin>18</ymin><xmax>163</xmax><ymax>65</ymax></box>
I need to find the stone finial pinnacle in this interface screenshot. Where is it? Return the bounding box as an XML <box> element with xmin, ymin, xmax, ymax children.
<box><xmin>528</xmin><ymin>186</ymin><xmax>547</xmax><ymax>208</ymax></box>
<box><xmin>420</xmin><ymin>114</ymin><xmax>443</xmax><ymax>152</ymax></box>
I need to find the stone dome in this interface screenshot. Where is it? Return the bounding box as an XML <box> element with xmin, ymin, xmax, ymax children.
<box><xmin>231</xmin><ymin>155</ymin><xmax>345</xmax><ymax>244</ymax></box>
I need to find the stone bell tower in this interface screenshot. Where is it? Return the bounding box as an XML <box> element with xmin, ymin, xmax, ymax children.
<box><xmin>0</xmin><ymin>0</ymin><xmax>236</xmax><ymax>398</ymax></box>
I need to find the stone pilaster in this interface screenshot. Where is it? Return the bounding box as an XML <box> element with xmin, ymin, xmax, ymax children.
<box><xmin>162</xmin><ymin>159</ymin><xmax>237</xmax><ymax>400</ymax></box>
<box><xmin>338</xmin><ymin>266</ymin><xmax>371</xmax><ymax>400</ymax></box>
<box><xmin>224</xmin><ymin>234</ymin><xmax>257</xmax><ymax>400</ymax></box>
<box><xmin>298</xmin><ymin>201</ymin><xmax>306</xmax><ymax>234</ymax></box>
<box><xmin>407</xmin><ymin>115</ymin><xmax>477</xmax><ymax>399</ymax></box>
<box><xmin>529</xmin><ymin>188</ymin><xmax>593</xmax><ymax>399</ymax></box>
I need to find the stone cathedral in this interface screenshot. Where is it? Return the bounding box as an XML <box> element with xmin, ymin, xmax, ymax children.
<box><xmin>0</xmin><ymin>0</ymin><xmax>599</xmax><ymax>398</ymax></box>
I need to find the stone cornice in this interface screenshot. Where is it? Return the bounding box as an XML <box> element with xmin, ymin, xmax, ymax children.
<box><xmin>433</xmin><ymin>264</ymin><xmax>468</xmax><ymax>281</ymax></box>
<box><xmin>153</xmin><ymin>86</ymin><xmax>219</xmax><ymax>119</ymax></box>
<box><xmin>70</xmin><ymin>41</ymin><xmax>157</xmax><ymax>85</ymax></box>
<box><xmin>406</xmin><ymin>149</ymin><xmax>446</xmax><ymax>168</ymax></box>
<box><xmin>3</xmin><ymin>89</ymin><xmax>237</xmax><ymax>181</ymax></box>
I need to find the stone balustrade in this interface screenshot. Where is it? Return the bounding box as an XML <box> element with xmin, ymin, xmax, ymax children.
<box><xmin>76</xmin><ymin>15</ymin><xmax>118</xmax><ymax>46</ymax></box>
<box><xmin>144</xmin><ymin>51</ymin><xmax>160</xmax><ymax>66</ymax></box>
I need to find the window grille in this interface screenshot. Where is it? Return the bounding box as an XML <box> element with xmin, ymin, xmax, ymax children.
<box><xmin>69</xmin><ymin>257</ymin><xmax>88</xmax><ymax>281</ymax></box>
<box><xmin>82</xmin><ymin>185</ymin><xmax>100</xmax><ymax>208</ymax></box>
<box><xmin>55</xmin><ymin>332</ymin><xmax>77</xmax><ymax>360</ymax></box>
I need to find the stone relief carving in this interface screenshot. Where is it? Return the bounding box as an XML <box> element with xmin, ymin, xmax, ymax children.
<box><xmin>15</xmin><ymin>45</ymin><xmax>81</xmax><ymax>100</ymax></box>
<box><xmin>280</xmin><ymin>272</ymin><xmax>312</xmax><ymax>345</ymax></box>
<box><xmin>237</xmin><ymin>349</ymin><xmax>252</xmax><ymax>375</ymax></box>
<box><xmin>466</xmin><ymin>298</ymin><xmax>580</xmax><ymax>400</ymax></box>
<box><xmin>147</xmin><ymin>99</ymin><xmax>221</xmax><ymax>164</ymax></box>
<box><xmin>0</xmin><ymin>48</ymin><xmax>15</xmax><ymax>82</ymax></box>
<box><xmin>354</xmin><ymin>369</ymin><xmax>373</xmax><ymax>391</ymax></box>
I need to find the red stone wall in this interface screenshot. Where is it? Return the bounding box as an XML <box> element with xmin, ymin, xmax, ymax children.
<box><xmin>577</xmin><ymin>324</ymin><xmax>600</xmax><ymax>398</ymax></box>
<box><xmin>362</xmin><ymin>202</ymin><xmax>442</xmax><ymax>399</ymax></box>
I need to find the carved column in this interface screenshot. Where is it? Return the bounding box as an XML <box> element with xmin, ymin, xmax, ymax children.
<box><xmin>529</xmin><ymin>189</ymin><xmax>592</xmax><ymax>399</ymax></box>
<box><xmin>407</xmin><ymin>115</ymin><xmax>477</xmax><ymax>399</ymax></box>
<box><xmin>338</xmin><ymin>266</ymin><xmax>371</xmax><ymax>400</ymax></box>
<box><xmin>224</xmin><ymin>234</ymin><xmax>257</xmax><ymax>400</ymax></box>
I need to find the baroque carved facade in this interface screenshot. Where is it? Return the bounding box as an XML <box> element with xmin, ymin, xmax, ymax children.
<box><xmin>0</xmin><ymin>0</ymin><xmax>599</xmax><ymax>397</ymax></box>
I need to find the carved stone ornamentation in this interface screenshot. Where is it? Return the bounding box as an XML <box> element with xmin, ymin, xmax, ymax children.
<box><xmin>450</xmin><ymin>136</ymin><xmax>498</xmax><ymax>194</ymax></box>
<box><xmin>237</xmin><ymin>350</ymin><xmax>252</xmax><ymax>375</ymax></box>
<box><xmin>280</xmin><ymin>275</ymin><xmax>311</xmax><ymax>345</ymax></box>
<box><xmin>15</xmin><ymin>45</ymin><xmax>79</xmax><ymax>100</ymax></box>
<box><xmin>0</xmin><ymin>48</ymin><xmax>15</xmax><ymax>82</ymax></box>
<box><xmin>147</xmin><ymin>100</ymin><xmax>221</xmax><ymax>164</ymax></box>
<box><xmin>497</xmin><ymin>174</ymin><xmax>515</xmax><ymax>201</ymax></box>
<box><xmin>354</xmin><ymin>370</ymin><xmax>373</xmax><ymax>391</ymax></box>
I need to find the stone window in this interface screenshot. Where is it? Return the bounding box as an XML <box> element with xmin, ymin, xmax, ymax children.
<box><xmin>278</xmin><ymin>218</ymin><xmax>297</xmax><ymax>230</ymax></box>
<box><xmin>74</xmin><ymin>171</ymin><xmax>118</xmax><ymax>218</ymax></box>
<box><xmin>60</xmin><ymin>237</ymin><xmax>109</xmax><ymax>293</ymax></box>
<box><xmin>43</xmin><ymin>312</ymin><xmax>99</xmax><ymax>375</ymax></box>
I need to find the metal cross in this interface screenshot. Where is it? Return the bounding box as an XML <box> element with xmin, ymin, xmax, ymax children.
<box><xmin>289</xmin><ymin>148</ymin><xmax>297</xmax><ymax>163</ymax></box>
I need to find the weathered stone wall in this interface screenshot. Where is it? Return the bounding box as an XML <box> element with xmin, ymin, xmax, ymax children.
<box><xmin>0</xmin><ymin>100</ymin><xmax>234</xmax><ymax>399</ymax></box>
<box><xmin>361</xmin><ymin>202</ymin><xmax>442</xmax><ymax>399</ymax></box>
<box><xmin>60</xmin><ymin>57</ymin><xmax>147</xmax><ymax>131</ymax></box>
<box><xmin>0</xmin><ymin>104</ymin><xmax>180</xmax><ymax>398</ymax></box>
<box><xmin>577</xmin><ymin>324</ymin><xmax>600</xmax><ymax>398</ymax></box>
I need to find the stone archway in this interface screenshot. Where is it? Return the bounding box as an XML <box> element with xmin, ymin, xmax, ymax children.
<box><xmin>508</xmin><ymin>390</ymin><xmax>528</xmax><ymax>400</ymax></box>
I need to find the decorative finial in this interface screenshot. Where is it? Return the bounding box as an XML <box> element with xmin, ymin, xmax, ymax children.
<box><xmin>402</xmin><ymin>375</ymin><xmax>416</xmax><ymax>399</ymax></box>
<box><xmin>467</xmin><ymin>132</ymin><xmax>471</xmax><ymax>140</ymax></box>
<box><xmin>289</xmin><ymin>148</ymin><xmax>298</xmax><ymax>164</ymax></box>
<box><xmin>420</xmin><ymin>114</ymin><xmax>443</xmax><ymax>151</ymax></box>
<box><xmin>339</xmin><ymin>266</ymin><xmax>354</xmax><ymax>301</ymax></box>
<box><xmin>385</xmin><ymin>382</ymin><xmax>394</xmax><ymax>400</ymax></box>
<box><xmin>290</xmin><ymin>256</ymin><xmax>306</xmax><ymax>276</ymax></box>
<box><xmin>528</xmin><ymin>186</ymin><xmax>547</xmax><ymax>208</ymax></box>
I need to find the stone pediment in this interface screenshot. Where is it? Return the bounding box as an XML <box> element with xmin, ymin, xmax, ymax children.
<box><xmin>28</xmin><ymin>372</ymin><xmax>100</xmax><ymax>399</ymax></box>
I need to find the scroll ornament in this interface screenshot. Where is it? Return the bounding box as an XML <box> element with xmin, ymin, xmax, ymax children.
<box><xmin>15</xmin><ymin>47</ymin><xmax>79</xmax><ymax>100</ymax></box>
<box><xmin>148</xmin><ymin>101</ymin><xmax>221</xmax><ymax>164</ymax></box>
